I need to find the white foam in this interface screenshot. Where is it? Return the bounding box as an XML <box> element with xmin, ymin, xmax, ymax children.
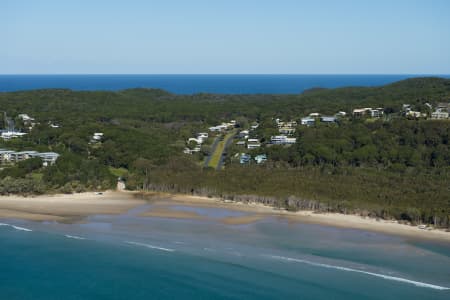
<box><xmin>125</xmin><ymin>241</ymin><xmax>175</xmax><ymax>252</ymax></box>
<box><xmin>65</xmin><ymin>235</ymin><xmax>86</xmax><ymax>240</ymax></box>
<box><xmin>265</xmin><ymin>255</ymin><xmax>450</xmax><ymax>291</ymax></box>
<box><xmin>12</xmin><ymin>225</ymin><xmax>32</xmax><ymax>232</ymax></box>
<box><xmin>0</xmin><ymin>223</ymin><xmax>32</xmax><ymax>232</ymax></box>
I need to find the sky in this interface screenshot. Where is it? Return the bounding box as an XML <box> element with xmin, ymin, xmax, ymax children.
<box><xmin>1</xmin><ymin>0</ymin><xmax>450</xmax><ymax>74</ymax></box>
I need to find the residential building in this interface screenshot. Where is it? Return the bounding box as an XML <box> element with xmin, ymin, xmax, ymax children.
<box><xmin>1</xmin><ymin>131</ymin><xmax>27</xmax><ymax>140</ymax></box>
<box><xmin>320</xmin><ymin>116</ymin><xmax>337</xmax><ymax>123</ymax></box>
<box><xmin>91</xmin><ymin>132</ymin><xmax>104</xmax><ymax>143</ymax></box>
<box><xmin>301</xmin><ymin>117</ymin><xmax>315</xmax><ymax>126</ymax></box>
<box><xmin>353</xmin><ymin>108</ymin><xmax>383</xmax><ymax>118</ymax></box>
<box><xmin>37</xmin><ymin>152</ymin><xmax>60</xmax><ymax>166</ymax></box>
<box><xmin>0</xmin><ymin>149</ymin><xmax>59</xmax><ymax>166</ymax></box>
<box><xmin>431</xmin><ymin>110</ymin><xmax>449</xmax><ymax>119</ymax></box>
<box><xmin>0</xmin><ymin>150</ymin><xmax>15</xmax><ymax>162</ymax></box>
<box><xmin>18</xmin><ymin>114</ymin><xmax>34</xmax><ymax>122</ymax></box>
<box><xmin>239</xmin><ymin>153</ymin><xmax>251</xmax><ymax>164</ymax></box>
<box><xmin>250</xmin><ymin>123</ymin><xmax>259</xmax><ymax>130</ymax></box>
<box><xmin>271</xmin><ymin>135</ymin><xmax>296</xmax><ymax>145</ymax></box>
<box><xmin>247</xmin><ymin>138</ymin><xmax>261</xmax><ymax>149</ymax></box>
<box><xmin>406</xmin><ymin>111</ymin><xmax>425</xmax><ymax>118</ymax></box>
<box><xmin>370</xmin><ymin>108</ymin><xmax>384</xmax><ymax>118</ymax></box>
<box><xmin>254</xmin><ymin>154</ymin><xmax>267</xmax><ymax>164</ymax></box>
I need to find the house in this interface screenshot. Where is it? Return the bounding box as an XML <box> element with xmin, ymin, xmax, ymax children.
<box><xmin>277</xmin><ymin>120</ymin><xmax>297</xmax><ymax>134</ymax></box>
<box><xmin>247</xmin><ymin>138</ymin><xmax>261</xmax><ymax>149</ymax></box>
<box><xmin>236</xmin><ymin>141</ymin><xmax>246</xmax><ymax>146</ymax></box>
<box><xmin>431</xmin><ymin>110</ymin><xmax>449</xmax><ymax>119</ymax></box>
<box><xmin>271</xmin><ymin>135</ymin><xmax>296</xmax><ymax>145</ymax></box>
<box><xmin>183</xmin><ymin>146</ymin><xmax>201</xmax><ymax>155</ymax></box>
<box><xmin>37</xmin><ymin>152</ymin><xmax>60</xmax><ymax>166</ymax></box>
<box><xmin>352</xmin><ymin>108</ymin><xmax>369</xmax><ymax>117</ymax></box>
<box><xmin>309</xmin><ymin>112</ymin><xmax>321</xmax><ymax>118</ymax></box>
<box><xmin>239</xmin><ymin>153</ymin><xmax>251</xmax><ymax>164</ymax></box>
<box><xmin>402</xmin><ymin>104</ymin><xmax>412</xmax><ymax>113</ymax></box>
<box><xmin>0</xmin><ymin>150</ymin><xmax>15</xmax><ymax>162</ymax></box>
<box><xmin>436</xmin><ymin>102</ymin><xmax>450</xmax><ymax>112</ymax></box>
<box><xmin>301</xmin><ymin>117</ymin><xmax>315</xmax><ymax>126</ymax></box>
<box><xmin>279</xmin><ymin>127</ymin><xmax>296</xmax><ymax>134</ymax></box>
<box><xmin>370</xmin><ymin>108</ymin><xmax>384</xmax><ymax>118</ymax></box>
<box><xmin>353</xmin><ymin>108</ymin><xmax>383</xmax><ymax>118</ymax></box>
<box><xmin>209</xmin><ymin>124</ymin><xmax>228</xmax><ymax>132</ymax></box>
<box><xmin>188</xmin><ymin>138</ymin><xmax>203</xmax><ymax>144</ymax></box>
<box><xmin>91</xmin><ymin>132</ymin><xmax>104</xmax><ymax>143</ymax></box>
<box><xmin>9</xmin><ymin>151</ymin><xmax>39</xmax><ymax>162</ymax></box>
<box><xmin>197</xmin><ymin>132</ymin><xmax>208</xmax><ymax>140</ymax></box>
<box><xmin>237</xmin><ymin>130</ymin><xmax>249</xmax><ymax>139</ymax></box>
<box><xmin>320</xmin><ymin>116</ymin><xmax>336</xmax><ymax>123</ymax></box>
<box><xmin>1</xmin><ymin>131</ymin><xmax>27</xmax><ymax>140</ymax></box>
<box><xmin>0</xmin><ymin>149</ymin><xmax>59</xmax><ymax>166</ymax></box>
<box><xmin>406</xmin><ymin>111</ymin><xmax>425</xmax><ymax>118</ymax></box>
<box><xmin>250</xmin><ymin>123</ymin><xmax>259</xmax><ymax>130</ymax></box>
<box><xmin>254</xmin><ymin>154</ymin><xmax>267</xmax><ymax>164</ymax></box>
<box><xmin>18</xmin><ymin>114</ymin><xmax>34</xmax><ymax>122</ymax></box>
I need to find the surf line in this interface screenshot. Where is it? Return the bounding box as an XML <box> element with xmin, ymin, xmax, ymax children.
<box><xmin>265</xmin><ymin>255</ymin><xmax>449</xmax><ymax>291</ymax></box>
<box><xmin>65</xmin><ymin>235</ymin><xmax>86</xmax><ymax>240</ymax></box>
<box><xmin>0</xmin><ymin>223</ymin><xmax>33</xmax><ymax>232</ymax></box>
<box><xmin>125</xmin><ymin>241</ymin><xmax>175</xmax><ymax>252</ymax></box>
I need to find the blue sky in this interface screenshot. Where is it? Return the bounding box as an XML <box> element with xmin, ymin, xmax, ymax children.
<box><xmin>1</xmin><ymin>0</ymin><xmax>450</xmax><ymax>74</ymax></box>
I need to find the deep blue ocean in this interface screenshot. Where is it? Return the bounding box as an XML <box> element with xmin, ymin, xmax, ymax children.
<box><xmin>1</xmin><ymin>74</ymin><xmax>449</xmax><ymax>94</ymax></box>
<box><xmin>1</xmin><ymin>204</ymin><xmax>450</xmax><ymax>300</ymax></box>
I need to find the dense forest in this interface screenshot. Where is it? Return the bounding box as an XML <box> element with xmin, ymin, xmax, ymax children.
<box><xmin>0</xmin><ymin>77</ymin><xmax>449</xmax><ymax>227</ymax></box>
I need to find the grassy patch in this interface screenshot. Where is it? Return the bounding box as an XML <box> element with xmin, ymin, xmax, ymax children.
<box><xmin>109</xmin><ymin>167</ymin><xmax>128</xmax><ymax>177</ymax></box>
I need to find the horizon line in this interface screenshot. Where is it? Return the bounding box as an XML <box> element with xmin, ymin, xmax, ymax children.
<box><xmin>1</xmin><ymin>73</ymin><xmax>450</xmax><ymax>76</ymax></box>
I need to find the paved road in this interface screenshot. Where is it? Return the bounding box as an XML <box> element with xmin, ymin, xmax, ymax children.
<box><xmin>216</xmin><ymin>133</ymin><xmax>236</xmax><ymax>170</ymax></box>
<box><xmin>203</xmin><ymin>135</ymin><xmax>221</xmax><ymax>168</ymax></box>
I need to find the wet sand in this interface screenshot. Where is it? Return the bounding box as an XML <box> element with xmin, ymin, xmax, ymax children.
<box><xmin>1</xmin><ymin>191</ymin><xmax>449</xmax><ymax>241</ymax></box>
<box><xmin>142</xmin><ymin>193</ymin><xmax>450</xmax><ymax>241</ymax></box>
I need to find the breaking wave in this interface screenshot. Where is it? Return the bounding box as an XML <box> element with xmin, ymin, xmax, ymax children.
<box><xmin>125</xmin><ymin>241</ymin><xmax>175</xmax><ymax>252</ymax></box>
<box><xmin>65</xmin><ymin>235</ymin><xmax>86</xmax><ymax>240</ymax></box>
<box><xmin>0</xmin><ymin>223</ymin><xmax>33</xmax><ymax>232</ymax></box>
<box><xmin>265</xmin><ymin>255</ymin><xmax>450</xmax><ymax>291</ymax></box>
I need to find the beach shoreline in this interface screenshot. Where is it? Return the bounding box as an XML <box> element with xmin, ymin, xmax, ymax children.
<box><xmin>1</xmin><ymin>190</ymin><xmax>449</xmax><ymax>242</ymax></box>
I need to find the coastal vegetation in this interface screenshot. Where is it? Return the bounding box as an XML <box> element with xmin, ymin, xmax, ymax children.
<box><xmin>0</xmin><ymin>77</ymin><xmax>449</xmax><ymax>227</ymax></box>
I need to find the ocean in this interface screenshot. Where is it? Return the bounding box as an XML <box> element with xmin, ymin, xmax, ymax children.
<box><xmin>1</xmin><ymin>74</ymin><xmax>449</xmax><ymax>94</ymax></box>
<box><xmin>1</xmin><ymin>205</ymin><xmax>449</xmax><ymax>300</ymax></box>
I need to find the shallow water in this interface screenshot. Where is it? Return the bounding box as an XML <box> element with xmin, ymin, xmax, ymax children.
<box><xmin>1</xmin><ymin>205</ymin><xmax>449</xmax><ymax>299</ymax></box>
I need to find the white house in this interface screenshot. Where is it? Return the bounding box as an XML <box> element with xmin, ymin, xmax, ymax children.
<box><xmin>37</xmin><ymin>152</ymin><xmax>60</xmax><ymax>166</ymax></box>
<box><xmin>271</xmin><ymin>135</ymin><xmax>296</xmax><ymax>145</ymax></box>
<box><xmin>1</xmin><ymin>131</ymin><xmax>27</xmax><ymax>140</ymax></box>
<box><xmin>247</xmin><ymin>138</ymin><xmax>261</xmax><ymax>149</ymax></box>
<box><xmin>431</xmin><ymin>110</ymin><xmax>449</xmax><ymax>119</ymax></box>
<box><xmin>301</xmin><ymin>117</ymin><xmax>315</xmax><ymax>126</ymax></box>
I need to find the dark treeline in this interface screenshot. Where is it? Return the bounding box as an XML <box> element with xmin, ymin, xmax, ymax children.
<box><xmin>0</xmin><ymin>77</ymin><xmax>449</xmax><ymax>227</ymax></box>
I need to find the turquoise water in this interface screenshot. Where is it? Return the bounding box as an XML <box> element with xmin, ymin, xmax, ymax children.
<box><xmin>1</xmin><ymin>209</ymin><xmax>449</xmax><ymax>299</ymax></box>
<box><xmin>1</xmin><ymin>74</ymin><xmax>450</xmax><ymax>94</ymax></box>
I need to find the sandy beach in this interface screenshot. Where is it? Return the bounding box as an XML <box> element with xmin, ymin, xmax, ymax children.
<box><xmin>1</xmin><ymin>191</ymin><xmax>449</xmax><ymax>241</ymax></box>
<box><xmin>0</xmin><ymin>191</ymin><xmax>146</xmax><ymax>223</ymax></box>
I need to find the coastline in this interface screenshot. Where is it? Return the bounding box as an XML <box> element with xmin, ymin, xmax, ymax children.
<box><xmin>0</xmin><ymin>191</ymin><xmax>146</xmax><ymax>223</ymax></box>
<box><xmin>1</xmin><ymin>190</ymin><xmax>449</xmax><ymax>242</ymax></box>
